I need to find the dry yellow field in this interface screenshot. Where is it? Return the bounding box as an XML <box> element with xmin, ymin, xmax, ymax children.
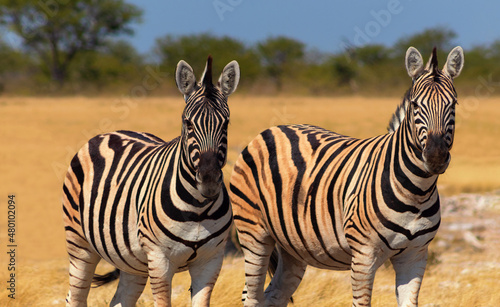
<box><xmin>0</xmin><ymin>95</ymin><xmax>499</xmax><ymax>306</ymax></box>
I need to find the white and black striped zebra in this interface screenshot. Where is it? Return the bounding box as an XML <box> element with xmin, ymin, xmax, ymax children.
<box><xmin>62</xmin><ymin>56</ymin><xmax>240</xmax><ymax>306</ymax></box>
<box><xmin>229</xmin><ymin>46</ymin><xmax>463</xmax><ymax>306</ymax></box>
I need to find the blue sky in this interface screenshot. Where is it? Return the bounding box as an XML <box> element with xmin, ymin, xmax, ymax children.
<box><xmin>126</xmin><ymin>0</ymin><xmax>500</xmax><ymax>55</ymax></box>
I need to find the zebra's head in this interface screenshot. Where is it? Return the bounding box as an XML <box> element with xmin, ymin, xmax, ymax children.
<box><xmin>176</xmin><ymin>56</ymin><xmax>240</xmax><ymax>198</ymax></box>
<box><xmin>405</xmin><ymin>46</ymin><xmax>464</xmax><ymax>175</ymax></box>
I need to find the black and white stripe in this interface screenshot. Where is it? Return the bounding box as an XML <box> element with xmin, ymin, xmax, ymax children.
<box><xmin>63</xmin><ymin>56</ymin><xmax>240</xmax><ymax>306</ymax></box>
<box><xmin>229</xmin><ymin>47</ymin><xmax>464</xmax><ymax>307</ymax></box>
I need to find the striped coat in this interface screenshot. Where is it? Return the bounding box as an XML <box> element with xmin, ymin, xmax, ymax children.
<box><xmin>63</xmin><ymin>57</ymin><xmax>240</xmax><ymax>307</ymax></box>
<box><xmin>229</xmin><ymin>47</ymin><xmax>464</xmax><ymax>307</ymax></box>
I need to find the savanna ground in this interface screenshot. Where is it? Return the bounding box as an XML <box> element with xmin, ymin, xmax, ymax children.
<box><xmin>0</xmin><ymin>95</ymin><xmax>499</xmax><ymax>306</ymax></box>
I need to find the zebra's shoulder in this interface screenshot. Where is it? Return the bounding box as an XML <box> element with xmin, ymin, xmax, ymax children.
<box><xmin>113</xmin><ymin>130</ymin><xmax>166</xmax><ymax>143</ymax></box>
<box><xmin>110</xmin><ymin>130</ymin><xmax>165</xmax><ymax>143</ymax></box>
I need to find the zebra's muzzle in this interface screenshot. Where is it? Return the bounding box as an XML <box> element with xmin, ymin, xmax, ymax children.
<box><xmin>195</xmin><ymin>151</ymin><xmax>224</xmax><ymax>199</ymax></box>
<box><xmin>196</xmin><ymin>171</ymin><xmax>223</xmax><ymax>199</ymax></box>
<box><xmin>423</xmin><ymin>152</ymin><xmax>450</xmax><ymax>175</ymax></box>
<box><xmin>423</xmin><ymin>133</ymin><xmax>451</xmax><ymax>175</ymax></box>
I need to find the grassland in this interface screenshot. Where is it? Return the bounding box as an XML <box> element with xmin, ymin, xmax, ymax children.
<box><xmin>0</xmin><ymin>95</ymin><xmax>499</xmax><ymax>306</ymax></box>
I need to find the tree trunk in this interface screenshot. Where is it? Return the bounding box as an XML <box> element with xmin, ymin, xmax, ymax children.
<box><xmin>49</xmin><ymin>35</ymin><xmax>67</xmax><ymax>89</ymax></box>
<box><xmin>51</xmin><ymin>64</ymin><xmax>66</xmax><ymax>89</ymax></box>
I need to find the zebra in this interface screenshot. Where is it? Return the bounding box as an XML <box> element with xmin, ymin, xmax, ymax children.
<box><xmin>229</xmin><ymin>46</ymin><xmax>463</xmax><ymax>307</ymax></box>
<box><xmin>62</xmin><ymin>56</ymin><xmax>240</xmax><ymax>306</ymax></box>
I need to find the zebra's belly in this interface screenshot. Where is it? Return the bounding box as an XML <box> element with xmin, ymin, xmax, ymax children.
<box><xmin>89</xmin><ymin>221</ymin><xmax>228</xmax><ymax>277</ymax></box>
<box><xmin>277</xmin><ymin>235</ymin><xmax>352</xmax><ymax>270</ymax></box>
<box><xmin>104</xmin><ymin>249</ymin><xmax>149</xmax><ymax>276</ymax></box>
<box><xmin>261</xmin><ymin>191</ymin><xmax>353</xmax><ymax>269</ymax></box>
<box><xmin>86</xmin><ymin>226</ymin><xmax>149</xmax><ymax>276</ymax></box>
<box><xmin>265</xmin><ymin>200</ymin><xmax>353</xmax><ymax>270</ymax></box>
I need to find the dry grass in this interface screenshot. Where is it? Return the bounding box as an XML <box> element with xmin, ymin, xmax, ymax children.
<box><xmin>1</xmin><ymin>247</ymin><xmax>500</xmax><ymax>306</ymax></box>
<box><xmin>0</xmin><ymin>95</ymin><xmax>499</xmax><ymax>306</ymax></box>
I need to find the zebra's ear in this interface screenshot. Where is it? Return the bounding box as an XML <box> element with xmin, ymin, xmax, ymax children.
<box><xmin>443</xmin><ymin>46</ymin><xmax>464</xmax><ymax>79</ymax></box>
<box><xmin>218</xmin><ymin>60</ymin><xmax>240</xmax><ymax>96</ymax></box>
<box><xmin>175</xmin><ymin>60</ymin><xmax>196</xmax><ymax>97</ymax></box>
<box><xmin>405</xmin><ymin>47</ymin><xmax>424</xmax><ymax>79</ymax></box>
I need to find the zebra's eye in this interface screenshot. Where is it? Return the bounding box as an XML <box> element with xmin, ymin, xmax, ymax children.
<box><xmin>184</xmin><ymin>119</ymin><xmax>194</xmax><ymax>131</ymax></box>
<box><xmin>411</xmin><ymin>100</ymin><xmax>420</xmax><ymax>110</ymax></box>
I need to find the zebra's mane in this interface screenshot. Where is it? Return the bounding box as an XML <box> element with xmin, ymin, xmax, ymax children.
<box><xmin>387</xmin><ymin>90</ymin><xmax>410</xmax><ymax>133</ymax></box>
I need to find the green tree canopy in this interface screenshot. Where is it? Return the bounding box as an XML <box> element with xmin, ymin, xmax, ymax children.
<box><xmin>72</xmin><ymin>40</ymin><xmax>144</xmax><ymax>91</ymax></box>
<box><xmin>0</xmin><ymin>37</ymin><xmax>28</xmax><ymax>73</ymax></box>
<box><xmin>393</xmin><ymin>26</ymin><xmax>457</xmax><ymax>61</ymax></box>
<box><xmin>155</xmin><ymin>33</ymin><xmax>260</xmax><ymax>87</ymax></box>
<box><xmin>257</xmin><ymin>36</ymin><xmax>305</xmax><ymax>91</ymax></box>
<box><xmin>0</xmin><ymin>37</ymin><xmax>32</xmax><ymax>93</ymax></box>
<box><xmin>355</xmin><ymin>44</ymin><xmax>391</xmax><ymax>66</ymax></box>
<box><xmin>0</xmin><ymin>0</ymin><xmax>142</xmax><ymax>88</ymax></box>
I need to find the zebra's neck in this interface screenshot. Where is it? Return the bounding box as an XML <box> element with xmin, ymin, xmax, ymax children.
<box><xmin>178</xmin><ymin>142</ymin><xmax>200</xmax><ymax>193</ymax></box>
<box><xmin>390</xmin><ymin>107</ymin><xmax>439</xmax><ymax>202</ymax></box>
<box><xmin>173</xmin><ymin>141</ymin><xmax>216</xmax><ymax>208</ymax></box>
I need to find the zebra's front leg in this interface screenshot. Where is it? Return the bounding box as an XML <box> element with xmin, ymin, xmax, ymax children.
<box><xmin>350</xmin><ymin>252</ymin><xmax>382</xmax><ymax>307</ymax></box>
<box><xmin>110</xmin><ymin>271</ymin><xmax>148</xmax><ymax>307</ymax></box>
<box><xmin>65</xmin><ymin>243</ymin><xmax>101</xmax><ymax>306</ymax></box>
<box><xmin>147</xmin><ymin>251</ymin><xmax>177</xmax><ymax>307</ymax></box>
<box><xmin>391</xmin><ymin>248</ymin><xmax>428</xmax><ymax>307</ymax></box>
<box><xmin>188</xmin><ymin>248</ymin><xmax>225</xmax><ymax>307</ymax></box>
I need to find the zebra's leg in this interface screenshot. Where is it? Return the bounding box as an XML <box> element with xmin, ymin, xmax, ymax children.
<box><xmin>110</xmin><ymin>271</ymin><xmax>148</xmax><ymax>307</ymax></box>
<box><xmin>65</xmin><ymin>244</ymin><xmax>101</xmax><ymax>307</ymax></box>
<box><xmin>188</xmin><ymin>248</ymin><xmax>225</xmax><ymax>307</ymax></box>
<box><xmin>349</xmin><ymin>251</ymin><xmax>382</xmax><ymax>307</ymax></box>
<box><xmin>146</xmin><ymin>251</ymin><xmax>177</xmax><ymax>307</ymax></box>
<box><xmin>391</xmin><ymin>248</ymin><xmax>428</xmax><ymax>307</ymax></box>
<box><xmin>264</xmin><ymin>246</ymin><xmax>307</xmax><ymax>306</ymax></box>
<box><xmin>238</xmin><ymin>229</ymin><xmax>276</xmax><ymax>307</ymax></box>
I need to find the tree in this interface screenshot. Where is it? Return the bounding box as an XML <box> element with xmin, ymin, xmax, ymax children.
<box><xmin>257</xmin><ymin>36</ymin><xmax>305</xmax><ymax>91</ymax></box>
<box><xmin>355</xmin><ymin>44</ymin><xmax>390</xmax><ymax>66</ymax></box>
<box><xmin>0</xmin><ymin>37</ymin><xmax>32</xmax><ymax>93</ymax></box>
<box><xmin>486</xmin><ymin>40</ymin><xmax>500</xmax><ymax>60</ymax></box>
<box><xmin>155</xmin><ymin>33</ymin><xmax>261</xmax><ymax>87</ymax></box>
<box><xmin>0</xmin><ymin>0</ymin><xmax>142</xmax><ymax>88</ymax></box>
<box><xmin>329</xmin><ymin>54</ymin><xmax>358</xmax><ymax>92</ymax></box>
<box><xmin>392</xmin><ymin>26</ymin><xmax>457</xmax><ymax>61</ymax></box>
<box><xmin>72</xmin><ymin>40</ymin><xmax>143</xmax><ymax>91</ymax></box>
